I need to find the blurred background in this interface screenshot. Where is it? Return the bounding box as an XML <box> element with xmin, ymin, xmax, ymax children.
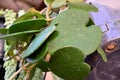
<box><xmin>0</xmin><ymin>0</ymin><xmax>46</xmax><ymax>12</ymax></box>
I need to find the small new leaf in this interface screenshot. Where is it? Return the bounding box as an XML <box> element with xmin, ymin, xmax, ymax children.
<box><xmin>44</xmin><ymin>0</ymin><xmax>66</xmax><ymax>8</ymax></box>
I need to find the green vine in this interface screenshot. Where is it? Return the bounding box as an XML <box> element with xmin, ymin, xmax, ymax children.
<box><xmin>0</xmin><ymin>0</ymin><xmax>107</xmax><ymax>80</ymax></box>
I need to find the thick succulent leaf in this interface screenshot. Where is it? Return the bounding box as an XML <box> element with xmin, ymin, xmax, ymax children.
<box><xmin>68</xmin><ymin>2</ymin><xmax>98</xmax><ymax>12</ymax></box>
<box><xmin>44</xmin><ymin>0</ymin><xmax>66</xmax><ymax>8</ymax></box>
<box><xmin>26</xmin><ymin>43</ymin><xmax>48</xmax><ymax>63</ymax></box>
<box><xmin>49</xmin><ymin>47</ymin><xmax>90</xmax><ymax>80</ymax></box>
<box><xmin>0</xmin><ymin>30</ymin><xmax>40</xmax><ymax>42</ymax></box>
<box><xmin>9</xmin><ymin>19</ymin><xmax>46</xmax><ymax>33</ymax></box>
<box><xmin>48</xmin><ymin>9</ymin><xmax>102</xmax><ymax>55</ymax></box>
<box><xmin>14</xmin><ymin>8</ymin><xmax>45</xmax><ymax>23</ymax></box>
<box><xmin>97</xmin><ymin>46</ymin><xmax>107</xmax><ymax>62</ymax></box>
<box><xmin>37</xmin><ymin>60</ymin><xmax>49</xmax><ymax>72</ymax></box>
<box><xmin>0</xmin><ymin>28</ymin><xmax>8</xmax><ymax>34</ymax></box>
<box><xmin>21</xmin><ymin>25</ymin><xmax>55</xmax><ymax>58</ymax></box>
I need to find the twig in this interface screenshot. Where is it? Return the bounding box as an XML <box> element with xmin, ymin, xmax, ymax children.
<box><xmin>8</xmin><ymin>63</ymin><xmax>30</xmax><ymax>80</ymax></box>
<box><xmin>46</xmin><ymin>3</ymin><xmax>52</xmax><ymax>21</ymax></box>
<box><xmin>25</xmin><ymin>62</ymin><xmax>37</xmax><ymax>80</ymax></box>
<box><xmin>25</xmin><ymin>70</ymin><xmax>30</xmax><ymax>80</ymax></box>
<box><xmin>20</xmin><ymin>58</ymin><xmax>27</xmax><ymax>70</ymax></box>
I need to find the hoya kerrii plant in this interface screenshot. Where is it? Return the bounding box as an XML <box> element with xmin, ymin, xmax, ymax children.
<box><xmin>0</xmin><ymin>0</ymin><xmax>107</xmax><ymax>80</ymax></box>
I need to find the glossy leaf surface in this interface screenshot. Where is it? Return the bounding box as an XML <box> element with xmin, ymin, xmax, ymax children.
<box><xmin>26</xmin><ymin>43</ymin><xmax>48</xmax><ymax>63</ymax></box>
<box><xmin>14</xmin><ymin>8</ymin><xmax>45</xmax><ymax>23</ymax></box>
<box><xmin>0</xmin><ymin>30</ymin><xmax>40</xmax><ymax>41</ymax></box>
<box><xmin>48</xmin><ymin>9</ymin><xmax>102</xmax><ymax>55</ymax></box>
<box><xmin>21</xmin><ymin>25</ymin><xmax>55</xmax><ymax>58</ymax></box>
<box><xmin>9</xmin><ymin>19</ymin><xmax>46</xmax><ymax>33</ymax></box>
<box><xmin>49</xmin><ymin>47</ymin><xmax>90</xmax><ymax>80</ymax></box>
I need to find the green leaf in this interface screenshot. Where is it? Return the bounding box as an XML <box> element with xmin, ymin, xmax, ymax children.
<box><xmin>9</xmin><ymin>19</ymin><xmax>46</xmax><ymax>33</ymax></box>
<box><xmin>48</xmin><ymin>9</ymin><xmax>102</xmax><ymax>55</ymax></box>
<box><xmin>44</xmin><ymin>0</ymin><xmax>55</xmax><ymax>3</ymax></box>
<box><xmin>67</xmin><ymin>0</ymin><xmax>84</xmax><ymax>2</ymax></box>
<box><xmin>68</xmin><ymin>2</ymin><xmax>98</xmax><ymax>12</ymax></box>
<box><xmin>26</xmin><ymin>43</ymin><xmax>48</xmax><ymax>63</ymax></box>
<box><xmin>21</xmin><ymin>25</ymin><xmax>56</xmax><ymax>58</ymax></box>
<box><xmin>0</xmin><ymin>30</ymin><xmax>41</xmax><ymax>41</ymax></box>
<box><xmin>49</xmin><ymin>47</ymin><xmax>90</xmax><ymax>80</ymax></box>
<box><xmin>0</xmin><ymin>28</ymin><xmax>8</xmax><ymax>34</ymax></box>
<box><xmin>97</xmin><ymin>46</ymin><xmax>107</xmax><ymax>62</ymax></box>
<box><xmin>37</xmin><ymin>60</ymin><xmax>49</xmax><ymax>72</ymax></box>
<box><xmin>14</xmin><ymin>8</ymin><xmax>45</xmax><ymax>23</ymax></box>
<box><xmin>44</xmin><ymin>0</ymin><xmax>66</xmax><ymax>8</ymax></box>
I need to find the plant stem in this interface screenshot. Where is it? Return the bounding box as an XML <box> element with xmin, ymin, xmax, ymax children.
<box><xmin>8</xmin><ymin>63</ymin><xmax>30</xmax><ymax>80</ymax></box>
<box><xmin>46</xmin><ymin>3</ymin><xmax>52</xmax><ymax>21</ymax></box>
<box><xmin>44</xmin><ymin>53</ymin><xmax>51</xmax><ymax>62</ymax></box>
<box><xmin>25</xmin><ymin>70</ymin><xmax>30</xmax><ymax>80</ymax></box>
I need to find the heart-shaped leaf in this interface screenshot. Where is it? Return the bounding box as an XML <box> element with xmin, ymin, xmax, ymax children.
<box><xmin>0</xmin><ymin>30</ymin><xmax>40</xmax><ymax>41</ymax></box>
<box><xmin>48</xmin><ymin>9</ymin><xmax>102</xmax><ymax>55</ymax></box>
<box><xmin>9</xmin><ymin>19</ymin><xmax>46</xmax><ymax>33</ymax></box>
<box><xmin>49</xmin><ymin>47</ymin><xmax>90</xmax><ymax>80</ymax></box>
<box><xmin>26</xmin><ymin>43</ymin><xmax>48</xmax><ymax>63</ymax></box>
<box><xmin>68</xmin><ymin>2</ymin><xmax>98</xmax><ymax>12</ymax></box>
<box><xmin>14</xmin><ymin>8</ymin><xmax>45</xmax><ymax>23</ymax></box>
<box><xmin>44</xmin><ymin>0</ymin><xmax>66</xmax><ymax>8</ymax></box>
<box><xmin>21</xmin><ymin>25</ymin><xmax>55</xmax><ymax>58</ymax></box>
